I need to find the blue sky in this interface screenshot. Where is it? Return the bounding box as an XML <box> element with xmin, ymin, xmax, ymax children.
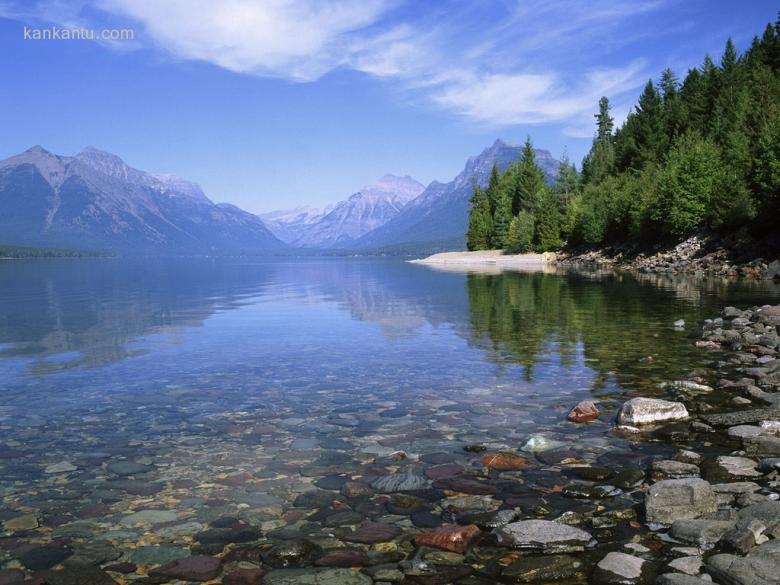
<box><xmin>0</xmin><ymin>1</ymin><xmax>776</xmax><ymax>213</ymax></box>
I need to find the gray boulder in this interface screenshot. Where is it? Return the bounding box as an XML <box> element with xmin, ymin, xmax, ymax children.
<box><xmin>618</xmin><ymin>398</ymin><xmax>689</xmax><ymax>426</ymax></box>
<box><xmin>493</xmin><ymin>520</ymin><xmax>593</xmax><ymax>553</ymax></box>
<box><xmin>592</xmin><ymin>552</ymin><xmax>654</xmax><ymax>584</ymax></box>
<box><xmin>645</xmin><ymin>479</ymin><xmax>717</xmax><ymax>525</ymax></box>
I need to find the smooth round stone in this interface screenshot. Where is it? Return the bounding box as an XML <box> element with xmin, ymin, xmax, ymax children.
<box><xmin>293</xmin><ymin>491</ymin><xmax>342</xmax><ymax>508</ymax></box>
<box><xmin>263</xmin><ymin>540</ymin><xmax>322</xmax><ymax>568</ymax></box>
<box><xmin>480</xmin><ymin>452</ymin><xmax>530</xmax><ymax>470</ymax></box>
<box><xmin>321</xmin><ymin>510</ymin><xmax>364</xmax><ymax>527</ymax></box>
<box><xmin>314</xmin><ymin>550</ymin><xmax>370</xmax><ymax>567</ymax></box>
<box><xmin>18</xmin><ymin>545</ymin><xmax>73</xmax><ymax>570</ymax></box>
<box><xmin>371</xmin><ymin>473</ymin><xmax>429</xmax><ymax>493</ymax></box>
<box><xmin>130</xmin><ymin>545</ymin><xmax>190</xmax><ymax>566</ymax></box>
<box><xmin>344</xmin><ymin>522</ymin><xmax>402</xmax><ymax>544</ymax></box>
<box><xmin>421</xmin><ymin>452</ymin><xmax>457</xmax><ymax>464</ymax></box>
<box><xmin>263</xmin><ymin>568</ymin><xmax>372</xmax><ymax>585</ymax></box>
<box><xmin>415</xmin><ymin>524</ymin><xmax>480</xmax><ymax>553</ymax></box>
<box><xmin>424</xmin><ymin>464</ymin><xmax>464</xmax><ymax>480</ymax></box>
<box><xmin>411</xmin><ymin>509</ymin><xmax>442</xmax><ymax>528</ymax></box>
<box><xmin>502</xmin><ymin>555</ymin><xmax>584</xmax><ymax>583</ymax></box>
<box><xmin>571</xmin><ymin>466</ymin><xmax>614</xmax><ymax>481</ymax></box>
<box><xmin>314</xmin><ymin>474</ymin><xmax>349</xmax><ymax>491</ymax></box>
<box><xmin>3</xmin><ymin>514</ymin><xmax>39</xmax><ymax>532</ymax></box>
<box><xmin>148</xmin><ymin>555</ymin><xmax>222</xmax><ymax>581</ymax></box>
<box><xmin>120</xmin><ymin>509</ymin><xmax>178</xmax><ymax>526</ymax></box>
<box><xmin>106</xmin><ymin>461</ymin><xmax>153</xmax><ymax>476</ymax></box>
<box><xmin>386</xmin><ymin>494</ymin><xmax>425</xmax><ymax>515</ymax></box>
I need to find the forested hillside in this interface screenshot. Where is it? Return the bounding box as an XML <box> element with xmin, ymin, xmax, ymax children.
<box><xmin>468</xmin><ymin>15</ymin><xmax>780</xmax><ymax>253</ymax></box>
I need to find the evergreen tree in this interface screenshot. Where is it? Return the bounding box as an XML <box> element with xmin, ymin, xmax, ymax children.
<box><xmin>552</xmin><ymin>154</ymin><xmax>579</xmax><ymax>238</ymax></box>
<box><xmin>510</xmin><ymin>137</ymin><xmax>547</xmax><ymax>215</ymax></box>
<box><xmin>534</xmin><ymin>188</ymin><xmax>561</xmax><ymax>251</ymax></box>
<box><xmin>466</xmin><ymin>183</ymin><xmax>492</xmax><ymax>251</ymax></box>
<box><xmin>650</xmin><ymin>132</ymin><xmax>724</xmax><ymax>239</ymax></box>
<box><xmin>505</xmin><ymin>211</ymin><xmax>535</xmax><ymax>253</ymax></box>
<box><xmin>583</xmin><ymin>97</ymin><xmax>615</xmax><ymax>183</ymax></box>
<box><xmin>492</xmin><ymin>186</ymin><xmax>513</xmax><ymax>249</ymax></box>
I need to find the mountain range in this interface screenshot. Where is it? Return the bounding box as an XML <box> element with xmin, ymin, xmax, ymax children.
<box><xmin>0</xmin><ymin>146</ymin><xmax>284</xmax><ymax>253</ymax></box>
<box><xmin>0</xmin><ymin>140</ymin><xmax>559</xmax><ymax>255</ymax></box>
<box><xmin>263</xmin><ymin>175</ymin><xmax>424</xmax><ymax>248</ymax></box>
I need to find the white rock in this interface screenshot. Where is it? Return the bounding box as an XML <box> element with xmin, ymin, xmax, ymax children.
<box><xmin>618</xmin><ymin>398</ymin><xmax>689</xmax><ymax>426</ymax></box>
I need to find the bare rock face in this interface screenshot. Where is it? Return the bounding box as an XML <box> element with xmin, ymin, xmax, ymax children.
<box><xmin>645</xmin><ymin>479</ymin><xmax>717</xmax><ymax>525</ymax></box>
<box><xmin>618</xmin><ymin>398</ymin><xmax>689</xmax><ymax>426</ymax></box>
<box><xmin>493</xmin><ymin>520</ymin><xmax>593</xmax><ymax>553</ymax></box>
<box><xmin>567</xmin><ymin>400</ymin><xmax>600</xmax><ymax>423</ymax></box>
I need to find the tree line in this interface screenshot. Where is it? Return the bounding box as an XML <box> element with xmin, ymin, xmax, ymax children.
<box><xmin>467</xmin><ymin>15</ymin><xmax>780</xmax><ymax>252</ymax></box>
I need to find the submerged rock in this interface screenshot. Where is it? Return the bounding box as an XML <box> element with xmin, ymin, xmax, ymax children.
<box><xmin>263</xmin><ymin>568</ymin><xmax>372</xmax><ymax>585</ymax></box>
<box><xmin>618</xmin><ymin>398</ymin><xmax>689</xmax><ymax>426</ymax></box>
<box><xmin>148</xmin><ymin>555</ymin><xmax>222</xmax><ymax>582</ymax></box>
<box><xmin>479</xmin><ymin>451</ymin><xmax>530</xmax><ymax>470</ymax></box>
<box><xmin>414</xmin><ymin>524</ymin><xmax>480</xmax><ymax>553</ymax></box>
<box><xmin>370</xmin><ymin>472</ymin><xmax>429</xmax><ymax>493</ymax></box>
<box><xmin>501</xmin><ymin>555</ymin><xmax>584</xmax><ymax>582</ymax></box>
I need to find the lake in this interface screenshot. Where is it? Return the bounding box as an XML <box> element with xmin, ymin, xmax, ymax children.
<box><xmin>1</xmin><ymin>257</ymin><xmax>778</xmax><ymax>582</ymax></box>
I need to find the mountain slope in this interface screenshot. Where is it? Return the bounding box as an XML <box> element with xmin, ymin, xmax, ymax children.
<box><xmin>259</xmin><ymin>205</ymin><xmax>331</xmax><ymax>243</ymax></box>
<box><xmin>264</xmin><ymin>175</ymin><xmax>424</xmax><ymax>248</ymax></box>
<box><xmin>353</xmin><ymin>140</ymin><xmax>559</xmax><ymax>251</ymax></box>
<box><xmin>0</xmin><ymin>146</ymin><xmax>284</xmax><ymax>253</ymax></box>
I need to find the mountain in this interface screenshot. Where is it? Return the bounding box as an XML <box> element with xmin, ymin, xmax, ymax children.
<box><xmin>267</xmin><ymin>174</ymin><xmax>425</xmax><ymax>248</ymax></box>
<box><xmin>0</xmin><ymin>145</ymin><xmax>285</xmax><ymax>254</ymax></box>
<box><xmin>259</xmin><ymin>205</ymin><xmax>331</xmax><ymax>243</ymax></box>
<box><xmin>352</xmin><ymin>139</ymin><xmax>559</xmax><ymax>252</ymax></box>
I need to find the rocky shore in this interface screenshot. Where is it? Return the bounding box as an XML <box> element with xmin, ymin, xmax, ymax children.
<box><xmin>1</xmin><ymin>305</ymin><xmax>780</xmax><ymax>584</ymax></box>
<box><xmin>560</xmin><ymin>233</ymin><xmax>780</xmax><ymax>280</ymax></box>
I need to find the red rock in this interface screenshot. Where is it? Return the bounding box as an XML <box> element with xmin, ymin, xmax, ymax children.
<box><xmin>567</xmin><ymin>400</ymin><xmax>600</xmax><ymax>423</ymax></box>
<box><xmin>223</xmin><ymin>568</ymin><xmax>264</xmax><ymax>585</ymax></box>
<box><xmin>415</xmin><ymin>524</ymin><xmax>481</xmax><ymax>553</ymax></box>
<box><xmin>149</xmin><ymin>556</ymin><xmax>221</xmax><ymax>582</ymax></box>
<box><xmin>315</xmin><ymin>549</ymin><xmax>370</xmax><ymax>567</ymax></box>
<box><xmin>344</xmin><ymin>522</ymin><xmax>402</xmax><ymax>544</ymax></box>
<box><xmin>480</xmin><ymin>452</ymin><xmax>530</xmax><ymax>470</ymax></box>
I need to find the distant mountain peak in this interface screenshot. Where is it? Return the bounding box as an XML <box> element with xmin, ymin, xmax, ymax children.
<box><xmin>25</xmin><ymin>144</ymin><xmax>52</xmax><ymax>155</ymax></box>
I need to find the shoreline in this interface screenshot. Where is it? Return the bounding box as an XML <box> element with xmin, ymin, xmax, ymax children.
<box><xmin>408</xmin><ymin>249</ymin><xmax>557</xmax><ymax>269</ymax></box>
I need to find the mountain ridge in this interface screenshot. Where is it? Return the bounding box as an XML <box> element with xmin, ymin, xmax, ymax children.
<box><xmin>0</xmin><ymin>145</ymin><xmax>285</xmax><ymax>254</ymax></box>
<box><xmin>351</xmin><ymin>139</ymin><xmax>559</xmax><ymax>251</ymax></box>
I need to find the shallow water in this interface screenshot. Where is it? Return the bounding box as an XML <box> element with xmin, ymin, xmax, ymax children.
<box><xmin>0</xmin><ymin>257</ymin><xmax>779</xmax><ymax>578</ymax></box>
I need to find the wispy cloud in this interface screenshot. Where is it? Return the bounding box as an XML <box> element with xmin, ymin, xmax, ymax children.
<box><xmin>1</xmin><ymin>0</ymin><xmax>673</xmax><ymax>130</ymax></box>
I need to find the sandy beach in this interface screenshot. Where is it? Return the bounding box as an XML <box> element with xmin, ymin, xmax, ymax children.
<box><xmin>408</xmin><ymin>250</ymin><xmax>557</xmax><ymax>272</ymax></box>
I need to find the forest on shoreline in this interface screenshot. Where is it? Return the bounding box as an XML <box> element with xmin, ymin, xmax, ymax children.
<box><xmin>467</xmin><ymin>15</ymin><xmax>780</xmax><ymax>254</ymax></box>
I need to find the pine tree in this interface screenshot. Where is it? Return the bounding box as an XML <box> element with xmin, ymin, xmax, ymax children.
<box><xmin>505</xmin><ymin>212</ymin><xmax>535</xmax><ymax>253</ymax></box>
<box><xmin>510</xmin><ymin>137</ymin><xmax>547</xmax><ymax>215</ymax></box>
<box><xmin>583</xmin><ymin>97</ymin><xmax>615</xmax><ymax>183</ymax></box>
<box><xmin>466</xmin><ymin>183</ymin><xmax>492</xmax><ymax>251</ymax></box>
<box><xmin>534</xmin><ymin>188</ymin><xmax>561</xmax><ymax>251</ymax></box>
<box><xmin>552</xmin><ymin>153</ymin><xmax>579</xmax><ymax>238</ymax></box>
<box><xmin>492</xmin><ymin>185</ymin><xmax>513</xmax><ymax>249</ymax></box>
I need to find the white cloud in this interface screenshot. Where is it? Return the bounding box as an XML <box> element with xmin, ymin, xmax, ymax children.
<box><xmin>96</xmin><ymin>0</ymin><xmax>396</xmax><ymax>80</ymax></box>
<box><xmin>2</xmin><ymin>0</ymin><xmax>668</xmax><ymax>127</ymax></box>
<box><xmin>434</xmin><ymin>61</ymin><xmax>647</xmax><ymax>128</ymax></box>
